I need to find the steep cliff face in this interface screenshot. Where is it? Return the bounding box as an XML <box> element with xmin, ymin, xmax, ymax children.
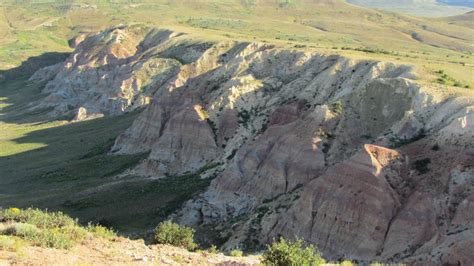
<box><xmin>29</xmin><ymin>26</ymin><xmax>474</xmax><ymax>264</ymax></box>
<box><xmin>266</xmin><ymin>145</ymin><xmax>409</xmax><ymax>260</ymax></box>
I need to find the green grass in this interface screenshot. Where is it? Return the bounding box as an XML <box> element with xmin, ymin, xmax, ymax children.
<box><xmin>0</xmin><ymin>0</ymin><xmax>472</xmax><ymax>87</ymax></box>
<box><xmin>1</xmin><ymin>208</ymin><xmax>76</xmax><ymax>228</ymax></box>
<box><xmin>61</xmin><ymin>163</ymin><xmax>219</xmax><ymax>235</ymax></box>
<box><xmin>0</xmin><ymin>208</ymin><xmax>116</xmax><ymax>249</ymax></box>
<box><xmin>0</xmin><ymin>78</ymin><xmax>152</xmax><ymax>232</ymax></box>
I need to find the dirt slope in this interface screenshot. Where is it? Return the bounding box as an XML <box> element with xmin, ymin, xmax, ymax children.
<box><xmin>0</xmin><ymin>237</ymin><xmax>260</xmax><ymax>265</ymax></box>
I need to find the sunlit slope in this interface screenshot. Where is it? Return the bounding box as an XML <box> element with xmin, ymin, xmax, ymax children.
<box><xmin>0</xmin><ymin>7</ymin><xmax>10</xmax><ymax>42</ymax></box>
<box><xmin>0</xmin><ymin>0</ymin><xmax>472</xmax><ymax>87</ymax></box>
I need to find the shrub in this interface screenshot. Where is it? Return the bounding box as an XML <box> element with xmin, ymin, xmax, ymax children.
<box><xmin>36</xmin><ymin>228</ymin><xmax>75</xmax><ymax>249</ymax></box>
<box><xmin>153</xmin><ymin>220</ymin><xmax>197</xmax><ymax>251</ymax></box>
<box><xmin>413</xmin><ymin>158</ymin><xmax>431</xmax><ymax>174</ymax></box>
<box><xmin>195</xmin><ymin>105</ymin><xmax>209</xmax><ymax>120</ymax></box>
<box><xmin>340</xmin><ymin>260</ymin><xmax>355</xmax><ymax>266</ymax></box>
<box><xmin>0</xmin><ymin>235</ymin><xmax>16</xmax><ymax>250</ymax></box>
<box><xmin>0</xmin><ymin>208</ymin><xmax>90</xmax><ymax>249</ymax></box>
<box><xmin>62</xmin><ymin>225</ymin><xmax>88</xmax><ymax>242</ymax></box>
<box><xmin>9</xmin><ymin>223</ymin><xmax>40</xmax><ymax>239</ymax></box>
<box><xmin>238</xmin><ymin>110</ymin><xmax>251</xmax><ymax>125</ymax></box>
<box><xmin>86</xmin><ymin>223</ymin><xmax>116</xmax><ymax>239</ymax></box>
<box><xmin>4</xmin><ymin>223</ymin><xmax>75</xmax><ymax>249</ymax></box>
<box><xmin>262</xmin><ymin>237</ymin><xmax>325</xmax><ymax>266</ymax></box>
<box><xmin>0</xmin><ymin>208</ymin><xmax>77</xmax><ymax>229</ymax></box>
<box><xmin>230</xmin><ymin>249</ymin><xmax>243</xmax><ymax>257</ymax></box>
<box><xmin>208</xmin><ymin>244</ymin><xmax>219</xmax><ymax>254</ymax></box>
<box><xmin>331</xmin><ymin>100</ymin><xmax>344</xmax><ymax>114</ymax></box>
<box><xmin>437</xmin><ymin>78</ymin><xmax>448</xmax><ymax>85</ymax></box>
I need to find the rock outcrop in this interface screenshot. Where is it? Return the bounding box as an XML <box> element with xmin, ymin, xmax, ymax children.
<box><xmin>265</xmin><ymin>144</ymin><xmax>409</xmax><ymax>260</ymax></box>
<box><xmin>29</xmin><ymin>26</ymin><xmax>474</xmax><ymax>264</ymax></box>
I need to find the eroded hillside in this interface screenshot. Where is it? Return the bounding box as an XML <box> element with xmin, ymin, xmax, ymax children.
<box><xmin>6</xmin><ymin>26</ymin><xmax>474</xmax><ymax>264</ymax></box>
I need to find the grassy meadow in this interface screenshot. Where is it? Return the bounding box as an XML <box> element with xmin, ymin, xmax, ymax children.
<box><xmin>0</xmin><ymin>1</ymin><xmax>473</xmax><ymax>86</ymax></box>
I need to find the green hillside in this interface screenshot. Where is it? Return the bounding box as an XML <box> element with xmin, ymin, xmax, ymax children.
<box><xmin>0</xmin><ymin>0</ymin><xmax>473</xmax><ymax>87</ymax></box>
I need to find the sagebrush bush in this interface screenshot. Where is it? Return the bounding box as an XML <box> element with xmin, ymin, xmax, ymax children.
<box><xmin>36</xmin><ymin>228</ymin><xmax>75</xmax><ymax>249</ymax></box>
<box><xmin>340</xmin><ymin>260</ymin><xmax>355</xmax><ymax>266</ymax></box>
<box><xmin>61</xmin><ymin>225</ymin><xmax>88</xmax><ymax>242</ymax></box>
<box><xmin>230</xmin><ymin>249</ymin><xmax>243</xmax><ymax>257</ymax></box>
<box><xmin>153</xmin><ymin>220</ymin><xmax>197</xmax><ymax>250</ymax></box>
<box><xmin>208</xmin><ymin>244</ymin><xmax>219</xmax><ymax>254</ymax></box>
<box><xmin>0</xmin><ymin>208</ymin><xmax>116</xmax><ymax>250</ymax></box>
<box><xmin>3</xmin><ymin>223</ymin><xmax>76</xmax><ymax>249</ymax></box>
<box><xmin>86</xmin><ymin>223</ymin><xmax>116</xmax><ymax>239</ymax></box>
<box><xmin>262</xmin><ymin>237</ymin><xmax>325</xmax><ymax>266</ymax></box>
<box><xmin>0</xmin><ymin>208</ymin><xmax>77</xmax><ymax>229</ymax></box>
<box><xmin>0</xmin><ymin>235</ymin><xmax>16</xmax><ymax>250</ymax></box>
<box><xmin>9</xmin><ymin>223</ymin><xmax>40</xmax><ymax>239</ymax></box>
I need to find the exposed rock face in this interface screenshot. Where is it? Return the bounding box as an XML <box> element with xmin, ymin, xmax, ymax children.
<box><xmin>30</xmin><ymin>26</ymin><xmax>474</xmax><ymax>264</ymax></box>
<box><xmin>130</xmin><ymin>95</ymin><xmax>219</xmax><ymax>176</ymax></box>
<box><xmin>28</xmin><ymin>26</ymin><xmax>229</xmax><ymax>120</ymax></box>
<box><xmin>266</xmin><ymin>144</ymin><xmax>408</xmax><ymax>260</ymax></box>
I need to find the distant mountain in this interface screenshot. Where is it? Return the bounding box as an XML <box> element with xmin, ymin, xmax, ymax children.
<box><xmin>347</xmin><ymin>0</ymin><xmax>474</xmax><ymax>16</ymax></box>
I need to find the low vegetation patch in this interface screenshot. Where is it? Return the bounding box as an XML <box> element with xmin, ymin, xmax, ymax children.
<box><xmin>86</xmin><ymin>223</ymin><xmax>117</xmax><ymax>240</ymax></box>
<box><xmin>331</xmin><ymin>100</ymin><xmax>344</xmax><ymax>115</ymax></box>
<box><xmin>390</xmin><ymin>130</ymin><xmax>426</xmax><ymax>148</ymax></box>
<box><xmin>0</xmin><ymin>208</ymin><xmax>116</xmax><ymax>250</ymax></box>
<box><xmin>435</xmin><ymin>70</ymin><xmax>469</xmax><ymax>88</ymax></box>
<box><xmin>262</xmin><ymin>237</ymin><xmax>325</xmax><ymax>266</ymax></box>
<box><xmin>208</xmin><ymin>244</ymin><xmax>219</xmax><ymax>254</ymax></box>
<box><xmin>1</xmin><ymin>207</ymin><xmax>76</xmax><ymax>229</ymax></box>
<box><xmin>153</xmin><ymin>220</ymin><xmax>197</xmax><ymax>251</ymax></box>
<box><xmin>340</xmin><ymin>260</ymin><xmax>355</xmax><ymax>266</ymax></box>
<box><xmin>230</xmin><ymin>249</ymin><xmax>244</xmax><ymax>257</ymax></box>
<box><xmin>413</xmin><ymin>158</ymin><xmax>431</xmax><ymax>174</ymax></box>
<box><xmin>0</xmin><ymin>235</ymin><xmax>21</xmax><ymax>251</ymax></box>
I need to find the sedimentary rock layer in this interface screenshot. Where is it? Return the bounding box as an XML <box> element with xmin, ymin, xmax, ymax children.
<box><xmin>30</xmin><ymin>26</ymin><xmax>474</xmax><ymax>264</ymax></box>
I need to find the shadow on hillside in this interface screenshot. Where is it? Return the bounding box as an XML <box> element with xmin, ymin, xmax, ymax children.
<box><xmin>0</xmin><ymin>53</ymin><xmax>149</xmax><ymax>233</ymax></box>
<box><xmin>0</xmin><ymin>108</ymin><xmax>209</xmax><ymax>237</ymax></box>
<box><xmin>0</xmin><ymin>109</ymin><xmax>148</xmax><ymax>230</ymax></box>
<box><xmin>0</xmin><ymin>52</ymin><xmax>69</xmax><ymax>80</ymax></box>
<box><xmin>0</xmin><ymin>52</ymin><xmax>69</xmax><ymax>124</ymax></box>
